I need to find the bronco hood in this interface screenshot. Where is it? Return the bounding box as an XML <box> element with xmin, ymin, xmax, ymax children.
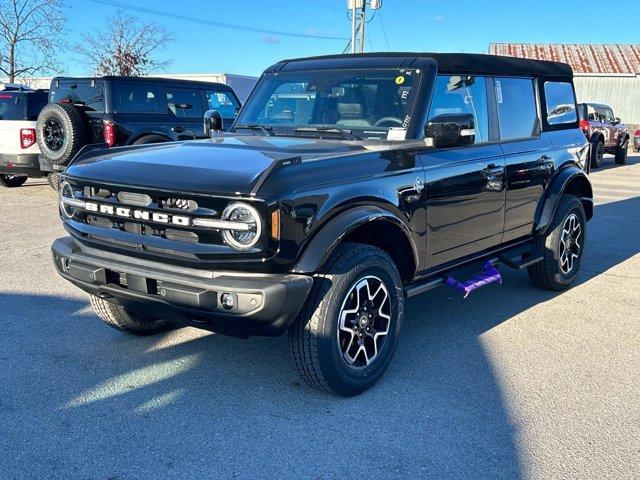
<box><xmin>64</xmin><ymin>136</ymin><xmax>369</xmax><ymax>195</ymax></box>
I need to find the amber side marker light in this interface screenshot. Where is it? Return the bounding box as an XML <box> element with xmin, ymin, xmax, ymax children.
<box><xmin>271</xmin><ymin>209</ymin><xmax>281</xmax><ymax>240</ymax></box>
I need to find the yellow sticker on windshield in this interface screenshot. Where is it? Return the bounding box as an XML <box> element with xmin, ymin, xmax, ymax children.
<box><xmin>395</xmin><ymin>75</ymin><xmax>405</xmax><ymax>85</ymax></box>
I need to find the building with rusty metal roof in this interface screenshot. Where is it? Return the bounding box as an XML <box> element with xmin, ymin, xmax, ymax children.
<box><xmin>489</xmin><ymin>43</ymin><xmax>640</xmax><ymax>125</ymax></box>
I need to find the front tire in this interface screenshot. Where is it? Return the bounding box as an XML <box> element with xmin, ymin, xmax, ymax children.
<box><xmin>615</xmin><ymin>141</ymin><xmax>628</xmax><ymax>165</ymax></box>
<box><xmin>528</xmin><ymin>195</ymin><xmax>586</xmax><ymax>290</ymax></box>
<box><xmin>0</xmin><ymin>174</ymin><xmax>28</xmax><ymax>188</ymax></box>
<box><xmin>90</xmin><ymin>295</ymin><xmax>173</xmax><ymax>335</ymax></box>
<box><xmin>289</xmin><ymin>243</ymin><xmax>404</xmax><ymax>396</ymax></box>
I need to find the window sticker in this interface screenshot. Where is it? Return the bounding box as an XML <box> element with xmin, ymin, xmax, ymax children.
<box><xmin>387</xmin><ymin>127</ymin><xmax>407</xmax><ymax>141</ymax></box>
<box><xmin>495</xmin><ymin>80</ymin><xmax>503</xmax><ymax>104</ymax></box>
<box><xmin>395</xmin><ymin>75</ymin><xmax>406</xmax><ymax>85</ymax></box>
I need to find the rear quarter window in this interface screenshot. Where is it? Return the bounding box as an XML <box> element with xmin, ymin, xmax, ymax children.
<box><xmin>0</xmin><ymin>93</ymin><xmax>26</xmax><ymax>120</ymax></box>
<box><xmin>114</xmin><ymin>83</ymin><xmax>163</xmax><ymax>113</ymax></box>
<box><xmin>544</xmin><ymin>81</ymin><xmax>577</xmax><ymax>126</ymax></box>
<box><xmin>50</xmin><ymin>81</ymin><xmax>105</xmax><ymax>111</ymax></box>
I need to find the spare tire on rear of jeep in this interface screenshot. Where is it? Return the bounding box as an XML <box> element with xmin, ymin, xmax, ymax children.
<box><xmin>36</xmin><ymin>103</ymin><xmax>88</xmax><ymax>165</ymax></box>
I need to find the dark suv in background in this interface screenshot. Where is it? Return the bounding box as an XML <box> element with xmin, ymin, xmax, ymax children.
<box><xmin>37</xmin><ymin>76</ymin><xmax>241</xmax><ymax>187</ymax></box>
<box><xmin>578</xmin><ymin>102</ymin><xmax>629</xmax><ymax>168</ymax></box>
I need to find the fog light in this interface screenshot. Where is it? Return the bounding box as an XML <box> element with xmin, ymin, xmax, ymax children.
<box><xmin>220</xmin><ymin>293</ymin><xmax>236</xmax><ymax>310</ymax></box>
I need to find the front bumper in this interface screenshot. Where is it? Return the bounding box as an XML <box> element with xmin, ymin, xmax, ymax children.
<box><xmin>0</xmin><ymin>153</ymin><xmax>43</xmax><ymax>177</ymax></box>
<box><xmin>52</xmin><ymin>236</ymin><xmax>313</xmax><ymax>337</ymax></box>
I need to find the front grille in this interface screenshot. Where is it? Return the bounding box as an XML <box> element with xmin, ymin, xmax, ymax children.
<box><xmin>68</xmin><ymin>182</ymin><xmax>227</xmax><ymax>246</ymax></box>
<box><xmin>160</xmin><ymin>197</ymin><xmax>198</xmax><ymax>211</ymax></box>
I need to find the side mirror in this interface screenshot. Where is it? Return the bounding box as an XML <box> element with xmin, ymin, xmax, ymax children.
<box><xmin>424</xmin><ymin>113</ymin><xmax>475</xmax><ymax>148</ymax></box>
<box><xmin>204</xmin><ymin>109</ymin><xmax>223</xmax><ymax>136</ymax></box>
<box><xmin>613</xmin><ymin>117</ymin><xmax>621</xmax><ymax>125</ymax></box>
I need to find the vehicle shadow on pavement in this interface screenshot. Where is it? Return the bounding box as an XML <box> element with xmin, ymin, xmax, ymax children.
<box><xmin>591</xmin><ymin>153</ymin><xmax>640</xmax><ymax>172</ymax></box>
<box><xmin>1</xmin><ymin>197</ymin><xmax>638</xmax><ymax>479</ymax></box>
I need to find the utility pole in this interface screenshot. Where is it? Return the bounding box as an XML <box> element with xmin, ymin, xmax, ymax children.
<box><xmin>359</xmin><ymin>1</ymin><xmax>366</xmax><ymax>54</ymax></box>
<box><xmin>347</xmin><ymin>0</ymin><xmax>382</xmax><ymax>54</ymax></box>
<box><xmin>350</xmin><ymin>0</ymin><xmax>358</xmax><ymax>54</ymax></box>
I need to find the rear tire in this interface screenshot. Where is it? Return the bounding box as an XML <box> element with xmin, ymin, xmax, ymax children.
<box><xmin>46</xmin><ymin>172</ymin><xmax>60</xmax><ymax>190</ymax></box>
<box><xmin>590</xmin><ymin>139</ymin><xmax>604</xmax><ymax>168</ymax></box>
<box><xmin>0</xmin><ymin>174</ymin><xmax>28</xmax><ymax>188</ymax></box>
<box><xmin>614</xmin><ymin>140</ymin><xmax>628</xmax><ymax>165</ymax></box>
<box><xmin>36</xmin><ymin>103</ymin><xmax>88</xmax><ymax>165</ymax></box>
<box><xmin>528</xmin><ymin>195</ymin><xmax>586</xmax><ymax>290</ymax></box>
<box><xmin>289</xmin><ymin>243</ymin><xmax>404</xmax><ymax>396</ymax></box>
<box><xmin>90</xmin><ymin>295</ymin><xmax>173</xmax><ymax>335</ymax></box>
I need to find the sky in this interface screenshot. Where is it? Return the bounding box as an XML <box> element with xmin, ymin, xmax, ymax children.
<box><xmin>61</xmin><ymin>0</ymin><xmax>640</xmax><ymax>77</ymax></box>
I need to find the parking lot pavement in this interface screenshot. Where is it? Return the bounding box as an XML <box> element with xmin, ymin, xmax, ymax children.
<box><xmin>1</xmin><ymin>155</ymin><xmax>638</xmax><ymax>480</ymax></box>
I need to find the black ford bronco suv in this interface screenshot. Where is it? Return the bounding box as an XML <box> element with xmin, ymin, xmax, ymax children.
<box><xmin>37</xmin><ymin>76</ymin><xmax>241</xmax><ymax>188</ymax></box>
<box><xmin>52</xmin><ymin>53</ymin><xmax>592</xmax><ymax>396</ymax></box>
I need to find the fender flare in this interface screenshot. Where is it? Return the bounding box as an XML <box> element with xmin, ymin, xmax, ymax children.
<box><xmin>292</xmin><ymin>205</ymin><xmax>419</xmax><ymax>275</ymax></box>
<box><xmin>535</xmin><ymin>166</ymin><xmax>593</xmax><ymax>235</ymax></box>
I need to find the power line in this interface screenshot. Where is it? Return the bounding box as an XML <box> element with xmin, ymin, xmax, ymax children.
<box><xmin>378</xmin><ymin>10</ymin><xmax>390</xmax><ymax>51</ymax></box>
<box><xmin>88</xmin><ymin>0</ymin><xmax>348</xmax><ymax>41</ymax></box>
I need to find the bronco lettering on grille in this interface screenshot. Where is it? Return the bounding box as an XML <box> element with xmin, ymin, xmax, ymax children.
<box><xmin>84</xmin><ymin>202</ymin><xmax>192</xmax><ymax>226</ymax></box>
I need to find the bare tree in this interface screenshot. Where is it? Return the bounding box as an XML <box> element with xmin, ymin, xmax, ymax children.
<box><xmin>0</xmin><ymin>0</ymin><xmax>66</xmax><ymax>82</ymax></box>
<box><xmin>76</xmin><ymin>11</ymin><xmax>173</xmax><ymax>77</ymax></box>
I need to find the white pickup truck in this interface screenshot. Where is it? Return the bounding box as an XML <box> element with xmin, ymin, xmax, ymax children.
<box><xmin>0</xmin><ymin>83</ymin><xmax>50</xmax><ymax>188</ymax></box>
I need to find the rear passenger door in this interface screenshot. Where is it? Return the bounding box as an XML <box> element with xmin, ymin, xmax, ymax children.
<box><xmin>420</xmin><ymin>75</ymin><xmax>506</xmax><ymax>267</ymax></box>
<box><xmin>496</xmin><ymin>77</ymin><xmax>555</xmax><ymax>242</ymax></box>
<box><xmin>203</xmin><ymin>90</ymin><xmax>240</xmax><ymax>131</ymax></box>
<box><xmin>164</xmin><ymin>86</ymin><xmax>205</xmax><ymax>139</ymax></box>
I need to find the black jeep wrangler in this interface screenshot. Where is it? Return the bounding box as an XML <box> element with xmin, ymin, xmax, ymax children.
<box><xmin>37</xmin><ymin>76</ymin><xmax>241</xmax><ymax>188</ymax></box>
<box><xmin>52</xmin><ymin>53</ymin><xmax>592</xmax><ymax>396</ymax></box>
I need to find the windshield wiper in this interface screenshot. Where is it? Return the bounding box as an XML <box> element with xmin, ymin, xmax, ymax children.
<box><xmin>294</xmin><ymin>127</ymin><xmax>362</xmax><ymax>141</ymax></box>
<box><xmin>233</xmin><ymin>123</ymin><xmax>274</xmax><ymax>136</ymax></box>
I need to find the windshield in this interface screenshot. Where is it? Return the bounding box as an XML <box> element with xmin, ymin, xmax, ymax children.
<box><xmin>235</xmin><ymin>68</ymin><xmax>422</xmax><ymax>140</ymax></box>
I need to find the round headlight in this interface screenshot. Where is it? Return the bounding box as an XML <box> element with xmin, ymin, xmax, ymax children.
<box><xmin>59</xmin><ymin>181</ymin><xmax>75</xmax><ymax>218</ymax></box>
<box><xmin>221</xmin><ymin>202</ymin><xmax>262</xmax><ymax>251</ymax></box>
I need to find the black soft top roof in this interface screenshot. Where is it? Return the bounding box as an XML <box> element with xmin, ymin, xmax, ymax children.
<box><xmin>268</xmin><ymin>52</ymin><xmax>573</xmax><ymax>78</ymax></box>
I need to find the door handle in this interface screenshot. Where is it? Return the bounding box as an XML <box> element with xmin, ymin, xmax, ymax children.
<box><xmin>484</xmin><ymin>163</ymin><xmax>504</xmax><ymax>173</ymax></box>
<box><xmin>172</xmin><ymin>126</ymin><xmax>185</xmax><ymax>133</ymax></box>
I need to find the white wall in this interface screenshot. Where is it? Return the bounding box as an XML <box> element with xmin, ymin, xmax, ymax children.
<box><xmin>573</xmin><ymin>74</ymin><xmax>640</xmax><ymax>125</ymax></box>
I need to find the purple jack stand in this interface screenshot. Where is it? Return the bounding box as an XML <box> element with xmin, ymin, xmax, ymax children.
<box><xmin>445</xmin><ymin>261</ymin><xmax>502</xmax><ymax>298</ymax></box>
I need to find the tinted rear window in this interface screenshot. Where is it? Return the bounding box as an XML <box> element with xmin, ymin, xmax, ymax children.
<box><xmin>50</xmin><ymin>80</ymin><xmax>105</xmax><ymax>111</ymax></box>
<box><xmin>26</xmin><ymin>93</ymin><xmax>48</xmax><ymax>120</ymax></box>
<box><xmin>0</xmin><ymin>93</ymin><xmax>26</xmax><ymax>120</ymax></box>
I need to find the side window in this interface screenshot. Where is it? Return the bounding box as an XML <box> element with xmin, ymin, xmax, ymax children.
<box><xmin>115</xmin><ymin>84</ymin><xmax>162</xmax><ymax>113</ymax></box>
<box><xmin>205</xmin><ymin>90</ymin><xmax>239</xmax><ymax>118</ymax></box>
<box><xmin>165</xmin><ymin>87</ymin><xmax>203</xmax><ymax>119</ymax></box>
<box><xmin>427</xmin><ymin>75</ymin><xmax>489</xmax><ymax>144</ymax></box>
<box><xmin>605</xmin><ymin>108</ymin><xmax>615</xmax><ymax>123</ymax></box>
<box><xmin>495</xmin><ymin>78</ymin><xmax>538</xmax><ymax>140</ymax></box>
<box><xmin>544</xmin><ymin>81</ymin><xmax>577</xmax><ymax>125</ymax></box>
